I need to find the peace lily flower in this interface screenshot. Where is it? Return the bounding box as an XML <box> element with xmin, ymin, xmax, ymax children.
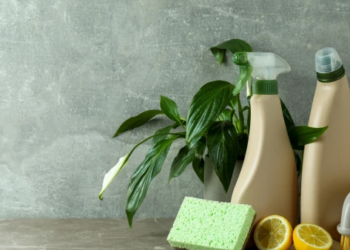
<box><xmin>99</xmin><ymin>155</ymin><xmax>128</xmax><ymax>200</ymax></box>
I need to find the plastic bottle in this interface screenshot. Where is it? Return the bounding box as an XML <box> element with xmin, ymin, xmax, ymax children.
<box><xmin>301</xmin><ymin>47</ymin><xmax>350</xmax><ymax>241</ymax></box>
<box><xmin>231</xmin><ymin>52</ymin><xmax>298</xmax><ymax>230</ymax></box>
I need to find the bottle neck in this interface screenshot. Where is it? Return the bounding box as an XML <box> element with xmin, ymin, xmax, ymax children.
<box><xmin>317</xmin><ymin>65</ymin><xmax>345</xmax><ymax>83</ymax></box>
<box><xmin>253</xmin><ymin>80</ymin><xmax>278</xmax><ymax>95</ymax></box>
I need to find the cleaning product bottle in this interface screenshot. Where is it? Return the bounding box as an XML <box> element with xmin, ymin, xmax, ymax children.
<box><xmin>231</xmin><ymin>52</ymin><xmax>298</xmax><ymax>229</ymax></box>
<box><xmin>338</xmin><ymin>193</ymin><xmax>350</xmax><ymax>250</ymax></box>
<box><xmin>301</xmin><ymin>47</ymin><xmax>350</xmax><ymax>241</ymax></box>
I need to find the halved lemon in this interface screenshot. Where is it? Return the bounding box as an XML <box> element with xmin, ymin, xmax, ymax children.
<box><xmin>293</xmin><ymin>224</ymin><xmax>333</xmax><ymax>250</ymax></box>
<box><xmin>254</xmin><ymin>215</ymin><xmax>293</xmax><ymax>250</ymax></box>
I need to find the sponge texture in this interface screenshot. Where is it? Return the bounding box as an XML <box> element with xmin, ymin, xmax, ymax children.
<box><xmin>167</xmin><ymin>197</ymin><xmax>255</xmax><ymax>250</ymax></box>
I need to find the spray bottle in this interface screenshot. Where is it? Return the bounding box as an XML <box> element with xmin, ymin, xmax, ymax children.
<box><xmin>301</xmin><ymin>47</ymin><xmax>350</xmax><ymax>241</ymax></box>
<box><xmin>231</xmin><ymin>52</ymin><xmax>298</xmax><ymax>232</ymax></box>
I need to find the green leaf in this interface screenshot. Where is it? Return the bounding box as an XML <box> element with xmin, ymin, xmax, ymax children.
<box><xmin>207</xmin><ymin>121</ymin><xmax>239</xmax><ymax>192</ymax></box>
<box><xmin>194</xmin><ymin>137</ymin><xmax>207</xmax><ymax>155</ymax></box>
<box><xmin>152</xmin><ymin>123</ymin><xmax>176</xmax><ymax>144</ymax></box>
<box><xmin>233</xmin><ymin>64</ymin><xmax>253</xmax><ymax>95</ymax></box>
<box><xmin>186</xmin><ymin>81</ymin><xmax>233</xmax><ymax>147</ymax></box>
<box><xmin>99</xmin><ymin>124</ymin><xmax>178</xmax><ymax>200</ymax></box>
<box><xmin>192</xmin><ymin>137</ymin><xmax>206</xmax><ymax>183</ymax></box>
<box><xmin>230</xmin><ymin>95</ymin><xmax>238</xmax><ymax>109</ymax></box>
<box><xmin>232</xmin><ymin>114</ymin><xmax>239</xmax><ymax>132</ymax></box>
<box><xmin>210</xmin><ymin>39</ymin><xmax>253</xmax><ymax>65</ymax></box>
<box><xmin>168</xmin><ymin>146</ymin><xmax>196</xmax><ymax>182</ymax></box>
<box><xmin>125</xmin><ymin>134</ymin><xmax>179</xmax><ymax>228</ymax></box>
<box><xmin>113</xmin><ymin>110</ymin><xmax>164</xmax><ymax>137</ymax></box>
<box><xmin>168</xmin><ymin>135</ymin><xmax>206</xmax><ymax>182</ymax></box>
<box><xmin>294</xmin><ymin>152</ymin><xmax>302</xmax><ymax>176</ymax></box>
<box><xmin>217</xmin><ymin>109</ymin><xmax>233</xmax><ymax>122</ymax></box>
<box><xmin>192</xmin><ymin>157</ymin><xmax>205</xmax><ymax>183</ymax></box>
<box><xmin>288</xmin><ymin>126</ymin><xmax>328</xmax><ymax>150</ymax></box>
<box><xmin>237</xmin><ymin>133</ymin><xmax>248</xmax><ymax>159</ymax></box>
<box><xmin>280</xmin><ymin>99</ymin><xmax>295</xmax><ymax>131</ymax></box>
<box><xmin>160</xmin><ymin>96</ymin><xmax>182</xmax><ymax>125</ymax></box>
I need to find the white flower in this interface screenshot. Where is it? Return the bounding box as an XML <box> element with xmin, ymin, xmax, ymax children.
<box><xmin>99</xmin><ymin>155</ymin><xmax>128</xmax><ymax>200</ymax></box>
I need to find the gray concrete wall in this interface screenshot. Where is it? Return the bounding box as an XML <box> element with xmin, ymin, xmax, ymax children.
<box><xmin>1</xmin><ymin>0</ymin><xmax>349</xmax><ymax>219</ymax></box>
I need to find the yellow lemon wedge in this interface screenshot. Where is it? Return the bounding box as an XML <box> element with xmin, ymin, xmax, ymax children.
<box><xmin>293</xmin><ymin>223</ymin><xmax>333</xmax><ymax>250</ymax></box>
<box><xmin>254</xmin><ymin>215</ymin><xmax>293</xmax><ymax>250</ymax></box>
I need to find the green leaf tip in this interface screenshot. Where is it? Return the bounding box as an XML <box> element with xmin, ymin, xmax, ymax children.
<box><xmin>160</xmin><ymin>95</ymin><xmax>182</xmax><ymax>125</ymax></box>
<box><xmin>192</xmin><ymin>157</ymin><xmax>205</xmax><ymax>183</ymax></box>
<box><xmin>126</xmin><ymin>209</ymin><xmax>135</xmax><ymax>229</ymax></box>
<box><xmin>210</xmin><ymin>47</ymin><xmax>224</xmax><ymax>65</ymax></box>
<box><xmin>210</xmin><ymin>39</ymin><xmax>253</xmax><ymax>65</ymax></box>
<box><xmin>113</xmin><ymin>110</ymin><xmax>164</xmax><ymax>137</ymax></box>
<box><xmin>288</xmin><ymin>125</ymin><xmax>328</xmax><ymax>150</ymax></box>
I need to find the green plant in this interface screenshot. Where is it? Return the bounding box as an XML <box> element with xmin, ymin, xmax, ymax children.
<box><xmin>99</xmin><ymin>39</ymin><xmax>327</xmax><ymax>228</ymax></box>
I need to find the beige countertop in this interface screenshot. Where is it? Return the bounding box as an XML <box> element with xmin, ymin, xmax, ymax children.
<box><xmin>0</xmin><ymin>219</ymin><xmax>340</xmax><ymax>250</ymax></box>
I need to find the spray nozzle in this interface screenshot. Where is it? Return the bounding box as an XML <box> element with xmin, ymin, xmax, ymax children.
<box><xmin>232</xmin><ymin>52</ymin><xmax>291</xmax><ymax>95</ymax></box>
<box><xmin>245</xmin><ymin>52</ymin><xmax>291</xmax><ymax>80</ymax></box>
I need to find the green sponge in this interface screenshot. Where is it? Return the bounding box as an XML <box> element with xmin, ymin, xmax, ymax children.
<box><xmin>167</xmin><ymin>197</ymin><xmax>255</xmax><ymax>250</ymax></box>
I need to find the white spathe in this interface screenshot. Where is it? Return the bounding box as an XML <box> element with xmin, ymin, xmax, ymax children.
<box><xmin>99</xmin><ymin>155</ymin><xmax>128</xmax><ymax>200</ymax></box>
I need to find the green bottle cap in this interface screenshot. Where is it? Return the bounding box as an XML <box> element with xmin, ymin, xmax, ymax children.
<box><xmin>315</xmin><ymin>47</ymin><xmax>346</xmax><ymax>83</ymax></box>
<box><xmin>253</xmin><ymin>80</ymin><xmax>278</xmax><ymax>95</ymax></box>
<box><xmin>316</xmin><ymin>65</ymin><xmax>345</xmax><ymax>83</ymax></box>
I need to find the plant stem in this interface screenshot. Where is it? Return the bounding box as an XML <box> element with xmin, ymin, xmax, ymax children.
<box><xmin>119</xmin><ymin>132</ymin><xmax>183</xmax><ymax>175</ymax></box>
<box><xmin>180</xmin><ymin>123</ymin><xmax>186</xmax><ymax>131</ymax></box>
<box><xmin>127</xmin><ymin>132</ymin><xmax>183</xmax><ymax>159</ymax></box>
<box><xmin>237</xmin><ymin>92</ymin><xmax>244</xmax><ymax>133</ymax></box>
<box><xmin>179</xmin><ymin>117</ymin><xmax>187</xmax><ymax>131</ymax></box>
<box><xmin>231</xmin><ymin>112</ymin><xmax>239</xmax><ymax>133</ymax></box>
<box><xmin>246</xmin><ymin>76</ymin><xmax>253</xmax><ymax>99</ymax></box>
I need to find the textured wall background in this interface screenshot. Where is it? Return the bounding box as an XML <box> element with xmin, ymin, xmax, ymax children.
<box><xmin>1</xmin><ymin>0</ymin><xmax>350</xmax><ymax>219</ymax></box>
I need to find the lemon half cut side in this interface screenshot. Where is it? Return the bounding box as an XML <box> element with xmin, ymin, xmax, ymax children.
<box><xmin>293</xmin><ymin>223</ymin><xmax>333</xmax><ymax>250</ymax></box>
<box><xmin>254</xmin><ymin>215</ymin><xmax>293</xmax><ymax>250</ymax></box>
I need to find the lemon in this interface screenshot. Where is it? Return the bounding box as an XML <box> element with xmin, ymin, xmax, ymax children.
<box><xmin>254</xmin><ymin>215</ymin><xmax>293</xmax><ymax>250</ymax></box>
<box><xmin>293</xmin><ymin>223</ymin><xmax>333</xmax><ymax>250</ymax></box>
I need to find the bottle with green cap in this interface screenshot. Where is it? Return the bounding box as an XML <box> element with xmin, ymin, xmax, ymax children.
<box><xmin>231</xmin><ymin>52</ymin><xmax>298</xmax><ymax>242</ymax></box>
<box><xmin>301</xmin><ymin>47</ymin><xmax>350</xmax><ymax>241</ymax></box>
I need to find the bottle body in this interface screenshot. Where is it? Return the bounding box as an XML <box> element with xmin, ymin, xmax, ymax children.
<box><xmin>231</xmin><ymin>95</ymin><xmax>298</xmax><ymax>228</ymax></box>
<box><xmin>301</xmin><ymin>75</ymin><xmax>350</xmax><ymax>241</ymax></box>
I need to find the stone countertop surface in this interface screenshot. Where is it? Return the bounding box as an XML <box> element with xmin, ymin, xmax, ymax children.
<box><xmin>0</xmin><ymin>218</ymin><xmax>340</xmax><ymax>250</ymax></box>
<box><xmin>0</xmin><ymin>218</ymin><xmax>176</xmax><ymax>250</ymax></box>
